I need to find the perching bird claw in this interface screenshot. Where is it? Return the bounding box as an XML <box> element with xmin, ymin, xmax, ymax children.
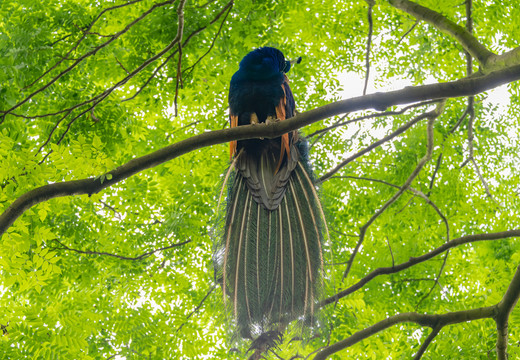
<box><xmin>250</xmin><ymin>112</ymin><xmax>259</xmax><ymax>125</ymax></box>
<box><xmin>265</xmin><ymin>115</ymin><xmax>280</xmax><ymax>125</ymax></box>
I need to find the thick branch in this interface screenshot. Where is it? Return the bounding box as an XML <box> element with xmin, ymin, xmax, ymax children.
<box><xmin>495</xmin><ymin>265</ymin><xmax>520</xmax><ymax>360</ymax></box>
<box><xmin>2</xmin><ymin>66</ymin><xmax>520</xmax><ymax>236</ymax></box>
<box><xmin>317</xmin><ymin>263</ymin><xmax>520</xmax><ymax>359</ymax></box>
<box><xmin>313</xmin><ymin>306</ymin><xmax>495</xmax><ymax>360</ymax></box>
<box><xmin>388</xmin><ymin>0</ymin><xmax>495</xmax><ymax>66</ymax></box>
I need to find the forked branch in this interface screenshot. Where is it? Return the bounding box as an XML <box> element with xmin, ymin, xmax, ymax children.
<box><xmin>315</xmin><ymin>264</ymin><xmax>520</xmax><ymax>359</ymax></box>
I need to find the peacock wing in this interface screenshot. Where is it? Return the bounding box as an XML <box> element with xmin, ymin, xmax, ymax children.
<box><xmin>235</xmin><ymin>140</ymin><xmax>299</xmax><ymax>211</ymax></box>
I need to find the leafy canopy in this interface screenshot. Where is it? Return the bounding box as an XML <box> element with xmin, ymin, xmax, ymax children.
<box><xmin>1</xmin><ymin>0</ymin><xmax>520</xmax><ymax>359</ymax></box>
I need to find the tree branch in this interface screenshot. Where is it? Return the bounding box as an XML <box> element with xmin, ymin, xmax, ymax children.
<box><xmin>313</xmin><ymin>306</ymin><xmax>495</xmax><ymax>359</ymax></box>
<box><xmin>413</xmin><ymin>325</ymin><xmax>441</xmax><ymax>360</ymax></box>
<box><xmin>341</xmin><ymin>102</ymin><xmax>444</xmax><ymax>281</ymax></box>
<box><xmin>30</xmin><ymin>0</ymin><xmax>232</xmax><ymax>156</ymax></box>
<box><xmin>122</xmin><ymin>51</ymin><xmax>176</xmax><ymax>103</ymax></box>
<box><xmin>182</xmin><ymin>2</ymin><xmax>233</xmax><ymax>81</ymax></box>
<box><xmin>414</xmin><ymin>250</ymin><xmax>449</xmax><ymax>309</ymax></box>
<box><xmin>320</xmin><ymin>229</ymin><xmax>520</xmax><ymax>307</ymax></box>
<box><xmin>317</xmin><ymin>265</ymin><xmax>520</xmax><ymax>359</ymax></box>
<box><xmin>466</xmin><ymin>98</ymin><xmax>494</xmax><ymax>199</ymax></box>
<box><xmin>21</xmin><ymin>0</ymin><xmax>148</xmax><ymax>91</ymax></box>
<box><xmin>396</xmin><ymin>20</ymin><xmax>418</xmax><ymax>46</ymax></box>
<box><xmin>2</xmin><ymin>66</ymin><xmax>520</xmax><ymax>236</ymax></box>
<box><xmin>50</xmin><ymin>238</ymin><xmax>191</xmax><ymax>261</ymax></box>
<box><xmin>388</xmin><ymin>0</ymin><xmax>495</xmax><ymax>67</ymax></box>
<box><xmin>307</xmin><ymin>99</ymin><xmax>440</xmax><ymax>139</ymax></box>
<box><xmin>30</xmin><ymin>0</ymin><xmax>187</xmax><ymax>158</ymax></box>
<box><xmin>495</xmin><ymin>265</ymin><xmax>520</xmax><ymax>360</ymax></box>
<box><xmin>176</xmin><ymin>285</ymin><xmax>216</xmax><ymax>332</ymax></box>
<box><xmin>0</xmin><ymin>0</ymin><xmax>176</xmax><ymax>123</ymax></box>
<box><xmin>319</xmin><ymin>106</ymin><xmax>439</xmax><ymax>183</ymax></box>
<box><xmin>334</xmin><ymin>175</ymin><xmax>449</xmax><ymax>244</ymax></box>
<box><xmin>363</xmin><ymin>0</ymin><xmax>375</xmax><ymax>95</ymax></box>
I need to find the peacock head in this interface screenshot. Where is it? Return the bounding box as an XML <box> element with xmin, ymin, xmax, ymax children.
<box><xmin>238</xmin><ymin>47</ymin><xmax>301</xmax><ymax>80</ymax></box>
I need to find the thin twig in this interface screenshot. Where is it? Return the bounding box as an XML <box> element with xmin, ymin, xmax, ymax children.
<box><xmin>396</xmin><ymin>20</ymin><xmax>419</xmax><ymax>46</ymax></box>
<box><xmin>36</xmin><ymin>0</ymin><xmax>188</xmax><ymax>157</ymax></box>
<box><xmin>182</xmin><ymin>3</ymin><xmax>232</xmax><ymax>80</ymax></box>
<box><xmin>386</xmin><ymin>236</ymin><xmax>395</xmax><ymax>267</ymax></box>
<box><xmin>308</xmin><ymin>114</ymin><xmax>348</xmax><ymax>149</ymax></box>
<box><xmin>6</xmin><ymin>0</ymin><xmax>234</xmax><ymax>123</ymax></box>
<box><xmin>174</xmin><ymin>44</ymin><xmax>183</xmax><ymax>117</ymax></box>
<box><xmin>467</xmin><ymin>100</ymin><xmax>494</xmax><ymax>198</ymax></box>
<box><xmin>460</xmin><ymin>0</ymin><xmax>493</xmax><ymax>199</ymax></box>
<box><xmin>122</xmin><ymin>51</ymin><xmax>176</xmax><ymax>102</ymax></box>
<box><xmin>115</xmin><ymin>56</ymin><xmax>130</xmax><ymax>74</ymax></box>
<box><xmin>427</xmin><ymin>153</ymin><xmax>443</xmax><ymax>195</ymax></box>
<box><xmin>449</xmin><ymin>104</ymin><xmax>470</xmax><ymax>133</ymax></box>
<box><xmin>332</xmin><ymin>175</ymin><xmax>449</xmax><ymax>234</ymax></box>
<box><xmin>50</xmin><ymin>238</ymin><xmax>190</xmax><ymax>261</ymax></box>
<box><xmin>197</xmin><ymin>0</ymin><xmax>218</xmax><ymax>8</ymax></box>
<box><xmin>36</xmin><ymin>108</ymin><xmax>73</xmax><ymax>155</ymax></box>
<box><xmin>414</xmin><ymin>251</ymin><xmax>449</xmax><ymax>309</ymax></box>
<box><xmin>412</xmin><ymin>326</ymin><xmax>442</xmax><ymax>360</ymax></box>
<box><xmin>176</xmin><ymin>285</ymin><xmax>216</xmax><ymax>332</ymax></box>
<box><xmin>100</xmin><ymin>200</ymin><xmax>123</xmax><ymax>220</ymax></box>
<box><xmin>49</xmin><ymin>33</ymin><xmax>73</xmax><ymax>47</ymax></box>
<box><xmin>399</xmin><ymin>278</ymin><xmax>437</xmax><ymax>283</ymax></box>
<box><xmin>23</xmin><ymin>0</ymin><xmax>146</xmax><ymax>91</ymax></box>
<box><xmin>331</xmin><ymin>175</ymin><xmax>452</xmax><ymax>305</ymax></box>
<box><xmin>363</xmin><ymin>0</ymin><xmax>375</xmax><ymax>96</ymax></box>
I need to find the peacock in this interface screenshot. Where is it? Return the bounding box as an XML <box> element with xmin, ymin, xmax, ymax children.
<box><xmin>215</xmin><ymin>47</ymin><xmax>327</xmax><ymax>357</ymax></box>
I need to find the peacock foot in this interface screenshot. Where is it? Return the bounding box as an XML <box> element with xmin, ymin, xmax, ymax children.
<box><xmin>250</xmin><ymin>112</ymin><xmax>259</xmax><ymax>125</ymax></box>
<box><xmin>265</xmin><ymin>115</ymin><xmax>281</xmax><ymax>125</ymax></box>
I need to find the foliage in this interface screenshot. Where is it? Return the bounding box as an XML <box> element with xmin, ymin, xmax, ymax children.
<box><xmin>1</xmin><ymin>0</ymin><xmax>520</xmax><ymax>359</ymax></box>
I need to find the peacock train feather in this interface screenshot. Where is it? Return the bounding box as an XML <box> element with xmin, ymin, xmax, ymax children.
<box><xmin>214</xmin><ymin>47</ymin><xmax>327</xmax><ymax>354</ymax></box>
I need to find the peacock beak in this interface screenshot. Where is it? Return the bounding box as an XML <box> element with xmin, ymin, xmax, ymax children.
<box><xmin>283</xmin><ymin>57</ymin><xmax>302</xmax><ymax>73</ymax></box>
<box><xmin>289</xmin><ymin>57</ymin><xmax>302</xmax><ymax>65</ymax></box>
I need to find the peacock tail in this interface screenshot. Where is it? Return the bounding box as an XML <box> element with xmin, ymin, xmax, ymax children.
<box><xmin>216</xmin><ymin>136</ymin><xmax>325</xmax><ymax>340</ymax></box>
